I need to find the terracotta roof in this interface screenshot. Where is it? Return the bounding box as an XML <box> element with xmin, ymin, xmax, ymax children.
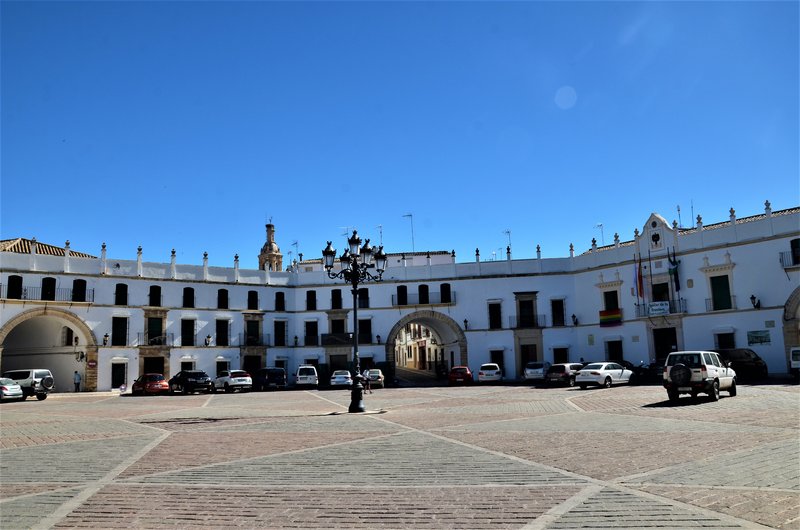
<box><xmin>0</xmin><ymin>238</ymin><xmax>96</xmax><ymax>259</ymax></box>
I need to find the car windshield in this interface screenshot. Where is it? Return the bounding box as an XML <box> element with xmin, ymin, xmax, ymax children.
<box><xmin>298</xmin><ymin>368</ymin><xmax>315</xmax><ymax>376</ymax></box>
<box><xmin>452</xmin><ymin>368</ymin><xmax>467</xmax><ymax>374</ymax></box>
<box><xmin>187</xmin><ymin>371</ymin><xmax>208</xmax><ymax>377</ymax></box>
<box><xmin>146</xmin><ymin>374</ymin><xmax>164</xmax><ymax>382</ymax></box>
<box><xmin>333</xmin><ymin>371</ymin><xmax>350</xmax><ymax>376</ymax></box>
<box><xmin>583</xmin><ymin>363</ymin><xmax>604</xmax><ymax>370</ymax></box>
<box><xmin>0</xmin><ymin>378</ymin><xmax>16</xmax><ymax>385</ymax></box>
<box><xmin>548</xmin><ymin>366</ymin><xmax>566</xmax><ymax>373</ymax></box>
<box><xmin>481</xmin><ymin>364</ymin><xmax>498</xmax><ymax>370</ymax></box>
<box><xmin>267</xmin><ymin>369</ymin><xmax>284</xmax><ymax>377</ymax></box>
<box><xmin>727</xmin><ymin>350</ymin><xmax>755</xmax><ymax>360</ymax></box>
<box><xmin>231</xmin><ymin>371</ymin><xmax>248</xmax><ymax>377</ymax></box>
<box><xmin>667</xmin><ymin>354</ymin><xmax>701</xmax><ymax>368</ymax></box>
<box><xmin>793</xmin><ymin>351</ymin><xmax>800</xmax><ymax>361</ymax></box>
<box><xmin>525</xmin><ymin>363</ymin><xmax>544</xmax><ymax>369</ymax></box>
<box><xmin>368</xmin><ymin>370</ymin><xmax>381</xmax><ymax>376</ymax></box>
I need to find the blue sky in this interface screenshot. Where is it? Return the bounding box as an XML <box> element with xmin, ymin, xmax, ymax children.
<box><xmin>2</xmin><ymin>1</ymin><xmax>798</xmax><ymax>269</ymax></box>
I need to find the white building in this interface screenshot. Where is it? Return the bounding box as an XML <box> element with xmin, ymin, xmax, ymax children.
<box><xmin>1</xmin><ymin>203</ymin><xmax>798</xmax><ymax>392</ymax></box>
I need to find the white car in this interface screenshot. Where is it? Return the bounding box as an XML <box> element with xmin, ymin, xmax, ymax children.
<box><xmin>330</xmin><ymin>370</ymin><xmax>353</xmax><ymax>388</ymax></box>
<box><xmin>663</xmin><ymin>350</ymin><xmax>737</xmax><ymax>402</ymax></box>
<box><xmin>477</xmin><ymin>363</ymin><xmax>503</xmax><ymax>383</ymax></box>
<box><xmin>523</xmin><ymin>361</ymin><xmax>551</xmax><ymax>382</ymax></box>
<box><xmin>575</xmin><ymin>362</ymin><xmax>633</xmax><ymax>389</ymax></box>
<box><xmin>0</xmin><ymin>377</ymin><xmax>24</xmax><ymax>401</ymax></box>
<box><xmin>295</xmin><ymin>365</ymin><xmax>319</xmax><ymax>388</ymax></box>
<box><xmin>212</xmin><ymin>370</ymin><xmax>252</xmax><ymax>393</ymax></box>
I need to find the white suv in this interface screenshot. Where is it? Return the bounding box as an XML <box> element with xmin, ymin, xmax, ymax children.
<box><xmin>1</xmin><ymin>369</ymin><xmax>55</xmax><ymax>400</ymax></box>
<box><xmin>663</xmin><ymin>351</ymin><xmax>736</xmax><ymax>402</ymax></box>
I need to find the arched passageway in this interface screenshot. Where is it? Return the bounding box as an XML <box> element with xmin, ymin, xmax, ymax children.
<box><xmin>384</xmin><ymin>310</ymin><xmax>467</xmax><ymax>377</ymax></box>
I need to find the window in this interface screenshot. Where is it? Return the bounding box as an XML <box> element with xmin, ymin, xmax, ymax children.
<box><xmin>331</xmin><ymin>318</ymin><xmax>345</xmax><ymax>334</ymax></box>
<box><xmin>114</xmin><ymin>283</ymin><xmax>128</xmax><ymax>305</ymax></box>
<box><xmin>652</xmin><ymin>282</ymin><xmax>669</xmax><ymax>302</ymax></box>
<box><xmin>147</xmin><ymin>317</ymin><xmax>164</xmax><ymax>345</ymax></box>
<box><xmin>488</xmin><ymin>302</ymin><xmax>502</xmax><ymax>330</ymax></box>
<box><xmin>275</xmin><ymin>292</ymin><xmax>285</xmax><ymax>311</ymax></box>
<box><xmin>306</xmin><ymin>290</ymin><xmax>317</xmax><ymax>311</ymax></box>
<box><xmin>247</xmin><ymin>290</ymin><xmax>259</xmax><ymax>311</ymax></box>
<box><xmin>518</xmin><ymin>300</ymin><xmax>535</xmax><ymax>328</ymax></box>
<box><xmin>419</xmin><ymin>284</ymin><xmax>429</xmax><ymax>305</ymax></box>
<box><xmin>305</xmin><ymin>321</ymin><xmax>319</xmax><ymax>346</ymax></box>
<box><xmin>217</xmin><ymin>289</ymin><xmax>229</xmax><ymax>309</ymax></box>
<box><xmin>358</xmin><ymin>319</ymin><xmax>372</xmax><ymax>344</ymax></box>
<box><xmin>715</xmin><ymin>332</ymin><xmax>735</xmax><ymax>349</ymax></box>
<box><xmin>603</xmin><ymin>291</ymin><xmax>619</xmax><ymax>310</ymax></box>
<box><xmin>710</xmin><ymin>275</ymin><xmax>732</xmax><ymax>310</ymax></box>
<box><xmin>396</xmin><ymin>286</ymin><xmax>408</xmax><ymax>306</ymax></box>
<box><xmin>148</xmin><ymin>285</ymin><xmax>161</xmax><ymax>307</ymax></box>
<box><xmin>181</xmin><ymin>319</ymin><xmax>195</xmax><ymax>346</ymax></box>
<box><xmin>72</xmin><ymin>279</ymin><xmax>87</xmax><ymax>302</ymax></box>
<box><xmin>63</xmin><ymin>327</ymin><xmax>74</xmax><ymax>346</ymax></box>
<box><xmin>440</xmin><ymin>283</ymin><xmax>452</xmax><ymax>304</ymax></box>
<box><xmin>7</xmin><ymin>275</ymin><xmax>23</xmax><ymax>299</ymax></box>
<box><xmin>331</xmin><ymin>289</ymin><xmax>342</xmax><ymax>310</ymax></box>
<box><xmin>792</xmin><ymin>238</ymin><xmax>800</xmax><ymax>266</ymax></box>
<box><xmin>606</xmin><ymin>340</ymin><xmax>623</xmax><ymax>362</ymax></box>
<box><xmin>111</xmin><ymin>317</ymin><xmax>128</xmax><ymax>346</ymax></box>
<box><xmin>358</xmin><ymin>288</ymin><xmax>369</xmax><ymax>308</ymax></box>
<box><xmin>41</xmin><ymin>277</ymin><xmax>56</xmax><ymax>301</ymax></box>
<box><xmin>216</xmin><ymin>319</ymin><xmax>230</xmax><ymax>346</ymax></box>
<box><xmin>183</xmin><ymin>287</ymin><xmax>195</xmax><ymax>308</ymax></box>
<box><xmin>245</xmin><ymin>320</ymin><xmax>260</xmax><ymax>345</ymax></box>
<box><xmin>551</xmin><ymin>299</ymin><xmax>565</xmax><ymax>327</ymax></box>
<box><xmin>553</xmin><ymin>347</ymin><xmax>569</xmax><ymax>364</ymax></box>
<box><xmin>274</xmin><ymin>320</ymin><xmax>287</xmax><ymax>346</ymax></box>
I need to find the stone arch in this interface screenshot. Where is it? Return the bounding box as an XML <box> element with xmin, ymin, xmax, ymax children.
<box><xmin>384</xmin><ymin>310</ymin><xmax>468</xmax><ymax>368</ymax></box>
<box><xmin>783</xmin><ymin>285</ymin><xmax>800</xmax><ymax>369</ymax></box>
<box><xmin>0</xmin><ymin>307</ymin><xmax>99</xmax><ymax>390</ymax></box>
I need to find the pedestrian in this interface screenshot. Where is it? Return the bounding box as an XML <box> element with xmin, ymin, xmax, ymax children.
<box><xmin>73</xmin><ymin>370</ymin><xmax>81</xmax><ymax>392</ymax></box>
<box><xmin>362</xmin><ymin>369</ymin><xmax>372</xmax><ymax>394</ymax></box>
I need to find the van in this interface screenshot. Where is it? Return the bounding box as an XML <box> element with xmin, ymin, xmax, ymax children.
<box><xmin>790</xmin><ymin>347</ymin><xmax>800</xmax><ymax>383</ymax></box>
<box><xmin>295</xmin><ymin>365</ymin><xmax>318</xmax><ymax>389</ymax></box>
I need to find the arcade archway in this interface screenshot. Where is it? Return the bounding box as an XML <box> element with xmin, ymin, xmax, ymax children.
<box><xmin>384</xmin><ymin>310</ymin><xmax>468</xmax><ymax>376</ymax></box>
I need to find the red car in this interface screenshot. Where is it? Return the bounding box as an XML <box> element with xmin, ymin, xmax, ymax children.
<box><xmin>131</xmin><ymin>373</ymin><xmax>169</xmax><ymax>395</ymax></box>
<box><xmin>448</xmin><ymin>366</ymin><xmax>474</xmax><ymax>385</ymax></box>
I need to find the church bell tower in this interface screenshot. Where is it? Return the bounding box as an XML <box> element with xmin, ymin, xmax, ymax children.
<box><xmin>258</xmin><ymin>223</ymin><xmax>283</xmax><ymax>271</ymax></box>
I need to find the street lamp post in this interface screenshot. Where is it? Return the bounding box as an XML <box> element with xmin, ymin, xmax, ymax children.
<box><xmin>323</xmin><ymin>231</ymin><xmax>387</xmax><ymax>413</ymax></box>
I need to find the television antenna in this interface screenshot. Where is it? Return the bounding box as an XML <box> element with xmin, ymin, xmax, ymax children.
<box><xmin>503</xmin><ymin>229</ymin><xmax>511</xmax><ymax>248</ymax></box>
<box><xmin>595</xmin><ymin>223</ymin><xmax>605</xmax><ymax>246</ymax></box>
<box><xmin>402</xmin><ymin>214</ymin><xmax>415</xmax><ymax>253</ymax></box>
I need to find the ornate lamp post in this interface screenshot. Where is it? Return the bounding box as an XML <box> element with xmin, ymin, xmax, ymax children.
<box><xmin>323</xmin><ymin>231</ymin><xmax>387</xmax><ymax>413</ymax></box>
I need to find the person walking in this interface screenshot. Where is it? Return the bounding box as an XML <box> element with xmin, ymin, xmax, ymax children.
<box><xmin>73</xmin><ymin>370</ymin><xmax>81</xmax><ymax>392</ymax></box>
<box><xmin>362</xmin><ymin>369</ymin><xmax>372</xmax><ymax>394</ymax></box>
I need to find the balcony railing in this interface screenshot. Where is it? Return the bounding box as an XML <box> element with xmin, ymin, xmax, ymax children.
<box><xmin>304</xmin><ymin>334</ymin><xmax>319</xmax><ymax>346</ymax></box>
<box><xmin>706</xmin><ymin>295</ymin><xmax>737</xmax><ymax>312</ymax></box>
<box><xmin>391</xmin><ymin>291</ymin><xmax>457</xmax><ymax>306</ymax></box>
<box><xmin>780</xmin><ymin>250</ymin><xmax>800</xmax><ymax>268</ymax></box>
<box><xmin>508</xmin><ymin>315</ymin><xmax>547</xmax><ymax>329</ymax></box>
<box><xmin>321</xmin><ymin>333</ymin><xmax>352</xmax><ymax>346</ymax></box>
<box><xmin>1</xmin><ymin>284</ymin><xmax>95</xmax><ymax>302</ymax></box>
<box><xmin>635</xmin><ymin>299</ymin><xmax>687</xmax><ymax>318</ymax></box>
<box><xmin>137</xmin><ymin>332</ymin><xmax>174</xmax><ymax>346</ymax></box>
<box><xmin>238</xmin><ymin>333</ymin><xmax>271</xmax><ymax>347</ymax></box>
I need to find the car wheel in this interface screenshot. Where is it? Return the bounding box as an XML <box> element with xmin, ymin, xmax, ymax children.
<box><xmin>709</xmin><ymin>380</ymin><xmax>720</xmax><ymax>401</ymax></box>
<box><xmin>224</xmin><ymin>383</ymin><xmax>232</xmax><ymax>393</ymax></box>
<box><xmin>211</xmin><ymin>385</ymin><xmax>217</xmax><ymax>393</ymax></box>
<box><xmin>579</xmin><ymin>384</ymin><xmax>587</xmax><ymax>390</ymax></box>
<box><xmin>36</xmin><ymin>393</ymin><xmax>47</xmax><ymax>401</ymax></box>
<box><xmin>603</xmin><ymin>377</ymin><xmax>612</xmax><ymax>388</ymax></box>
<box><xmin>671</xmin><ymin>363</ymin><xmax>692</xmax><ymax>386</ymax></box>
<box><xmin>667</xmin><ymin>389</ymin><xmax>679</xmax><ymax>402</ymax></box>
<box><xmin>729</xmin><ymin>380</ymin><xmax>737</xmax><ymax>397</ymax></box>
<box><xmin>181</xmin><ymin>385</ymin><xmax>188</xmax><ymax>395</ymax></box>
<box><xmin>568</xmin><ymin>377</ymin><xmax>575</xmax><ymax>387</ymax></box>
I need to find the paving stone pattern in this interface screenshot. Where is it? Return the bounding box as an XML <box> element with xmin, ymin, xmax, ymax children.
<box><xmin>0</xmin><ymin>383</ymin><xmax>797</xmax><ymax>529</ymax></box>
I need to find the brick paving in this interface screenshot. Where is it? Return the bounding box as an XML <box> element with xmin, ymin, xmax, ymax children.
<box><xmin>0</xmin><ymin>383</ymin><xmax>797</xmax><ymax>529</ymax></box>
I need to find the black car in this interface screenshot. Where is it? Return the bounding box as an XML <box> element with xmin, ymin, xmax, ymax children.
<box><xmin>252</xmin><ymin>367</ymin><xmax>287</xmax><ymax>391</ymax></box>
<box><xmin>168</xmin><ymin>370</ymin><xmax>212</xmax><ymax>394</ymax></box>
<box><xmin>712</xmin><ymin>349</ymin><xmax>768</xmax><ymax>382</ymax></box>
<box><xmin>618</xmin><ymin>360</ymin><xmax>650</xmax><ymax>384</ymax></box>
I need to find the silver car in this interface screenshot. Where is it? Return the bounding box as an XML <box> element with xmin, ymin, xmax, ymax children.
<box><xmin>524</xmin><ymin>361</ymin><xmax>551</xmax><ymax>383</ymax></box>
<box><xmin>0</xmin><ymin>378</ymin><xmax>24</xmax><ymax>401</ymax></box>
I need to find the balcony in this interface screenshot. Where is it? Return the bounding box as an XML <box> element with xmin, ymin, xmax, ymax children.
<box><xmin>706</xmin><ymin>295</ymin><xmax>737</xmax><ymax>312</ymax></box>
<box><xmin>508</xmin><ymin>315</ymin><xmax>547</xmax><ymax>329</ymax></box>
<box><xmin>322</xmin><ymin>333</ymin><xmax>352</xmax><ymax>346</ymax></box>
<box><xmin>238</xmin><ymin>333</ymin><xmax>271</xmax><ymax>347</ymax></box>
<box><xmin>1</xmin><ymin>284</ymin><xmax>95</xmax><ymax>302</ymax></box>
<box><xmin>391</xmin><ymin>291</ymin><xmax>457</xmax><ymax>306</ymax></box>
<box><xmin>780</xmin><ymin>250</ymin><xmax>800</xmax><ymax>269</ymax></box>
<box><xmin>137</xmin><ymin>332</ymin><xmax>174</xmax><ymax>347</ymax></box>
<box><xmin>635</xmin><ymin>299</ymin><xmax>687</xmax><ymax>318</ymax></box>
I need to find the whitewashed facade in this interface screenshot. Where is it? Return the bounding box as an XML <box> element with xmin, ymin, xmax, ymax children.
<box><xmin>1</xmin><ymin>202</ymin><xmax>798</xmax><ymax>392</ymax></box>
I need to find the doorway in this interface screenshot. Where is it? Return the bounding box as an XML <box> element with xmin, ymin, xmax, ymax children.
<box><xmin>653</xmin><ymin>328</ymin><xmax>678</xmax><ymax>362</ymax></box>
<box><xmin>143</xmin><ymin>356</ymin><xmax>165</xmax><ymax>375</ymax></box>
<box><xmin>111</xmin><ymin>363</ymin><xmax>127</xmax><ymax>389</ymax></box>
<box><xmin>606</xmin><ymin>340</ymin><xmax>623</xmax><ymax>362</ymax></box>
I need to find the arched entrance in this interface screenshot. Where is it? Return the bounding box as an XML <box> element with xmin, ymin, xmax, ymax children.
<box><xmin>783</xmin><ymin>285</ymin><xmax>800</xmax><ymax>371</ymax></box>
<box><xmin>384</xmin><ymin>310</ymin><xmax>468</xmax><ymax>377</ymax></box>
<box><xmin>0</xmin><ymin>307</ymin><xmax>99</xmax><ymax>392</ymax></box>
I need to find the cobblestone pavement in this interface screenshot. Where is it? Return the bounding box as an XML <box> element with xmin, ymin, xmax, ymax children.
<box><xmin>0</xmin><ymin>383</ymin><xmax>798</xmax><ymax>529</ymax></box>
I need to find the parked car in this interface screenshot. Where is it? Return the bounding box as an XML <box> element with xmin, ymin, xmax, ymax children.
<box><xmin>791</xmin><ymin>346</ymin><xmax>800</xmax><ymax>383</ymax></box>
<box><xmin>253</xmin><ymin>367</ymin><xmax>287</xmax><ymax>391</ymax></box>
<box><xmin>212</xmin><ymin>370</ymin><xmax>252</xmax><ymax>393</ymax></box>
<box><xmin>523</xmin><ymin>361</ymin><xmax>551</xmax><ymax>383</ymax></box>
<box><xmin>330</xmin><ymin>370</ymin><xmax>353</xmax><ymax>388</ymax></box>
<box><xmin>168</xmin><ymin>370</ymin><xmax>213</xmax><ymax>394</ymax></box>
<box><xmin>448</xmin><ymin>366</ymin><xmax>473</xmax><ymax>385</ymax></box>
<box><xmin>544</xmin><ymin>363</ymin><xmax>585</xmax><ymax>387</ymax></box>
<box><xmin>1</xmin><ymin>369</ymin><xmax>54</xmax><ymax>400</ymax></box>
<box><xmin>477</xmin><ymin>363</ymin><xmax>503</xmax><ymax>384</ymax></box>
<box><xmin>365</xmin><ymin>368</ymin><xmax>385</xmax><ymax>388</ymax></box>
<box><xmin>131</xmin><ymin>373</ymin><xmax>169</xmax><ymax>395</ymax></box>
<box><xmin>0</xmin><ymin>377</ymin><xmax>24</xmax><ymax>401</ymax></box>
<box><xmin>575</xmin><ymin>362</ymin><xmax>633</xmax><ymax>389</ymax></box>
<box><xmin>712</xmin><ymin>348</ymin><xmax>768</xmax><ymax>382</ymax></box>
<box><xmin>617</xmin><ymin>360</ymin><xmax>649</xmax><ymax>384</ymax></box>
<box><xmin>663</xmin><ymin>350</ymin><xmax>736</xmax><ymax>402</ymax></box>
<box><xmin>295</xmin><ymin>365</ymin><xmax>319</xmax><ymax>389</ymax></box>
